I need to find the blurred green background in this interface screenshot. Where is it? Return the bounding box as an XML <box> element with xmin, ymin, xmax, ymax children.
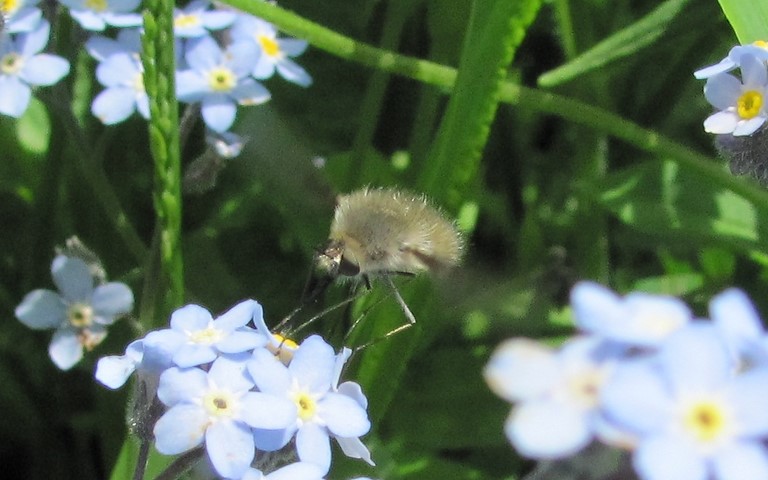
<box><xmin>1</xmin><ymin>0</ymin><xmax>763</xmax><ymax>478</ymax></box>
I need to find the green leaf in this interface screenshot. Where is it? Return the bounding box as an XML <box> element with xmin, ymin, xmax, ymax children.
<box><xmin>717</xmin><ymin>0</ymin><xmax>768</xmax><ymax>44</ymax></box>
<box><xmin>16</xmin><ymin>98</ymin><xmax>51</xmax><ymax>155</ymax></box>
<box><xmin>538</xmin><ymin>0</ymin><xmax>692</xmax><ymax>87</ymax></box>
<box><xmin>596</xmin><ymin>160</ymin><xmax>768</xmax><ymax>254</ymax></box>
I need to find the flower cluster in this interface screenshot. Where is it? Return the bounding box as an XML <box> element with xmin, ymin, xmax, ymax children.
<box><xmin>96</xmin><ymin>300</ymin><xmax>373</xmax><ymax>479</ymax></box>
<box><xmin>15</xmin><ymin>253</ymin><xmax>134</xmax><ymax>370</ymax></box>
<box><xmin>2</xmin><ymin>0</ymin><xmax>312</xmax><ymax>160</ymax></box>
<box><xmin>485</xmin><ymin>282</ymin><xmax>768</xmax><ymax>480</ymax></box>
<box><xmin>696</xmin><ymin>42</ymin><xmax>768</xmax><ymax>136</ymax></box>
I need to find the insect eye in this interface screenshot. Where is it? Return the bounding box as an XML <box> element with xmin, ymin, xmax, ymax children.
<box><xmin>338</xmin><ymin>256</ymin><xmax>360</xmax><ymax>276</ymax></box>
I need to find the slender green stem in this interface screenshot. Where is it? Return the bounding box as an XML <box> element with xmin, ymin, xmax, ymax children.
<box><xmin>219</xmin><ymin>0</ymin><xmax>768</xmax><ymax>214</ymax></box>
<box><xmin>142</xmin><ymin>0</ymin><xmax>184</xmax><ymax>318</ymax></box>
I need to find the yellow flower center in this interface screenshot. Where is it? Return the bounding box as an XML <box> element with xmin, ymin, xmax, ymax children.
<box><xmin>737</xmin><ymin>90</ymin><xmax>763</xmax><ymax>119</ymax></box>
<box><xmin>267</xmin><ymin>334</ymin><xmax>298</xmax><ymax>365</ymax></box>
<box><xmin>0</xmin><ymin>52</ymin><xmax>23</xmax><ymax>75</ymax></box>
<box><xmin>293</xmin><ymin>391</ymin><xmax>317</xmax><ymax>421</ymax></box>
<box><xmin>203</xmin><ymin>391</ymin><xmax>237</xmax><ymax>418</ymax></box>
<box><xmin>187</xmin><ymin>324</ymin><xmax>224</xmax><ymax>344</ymax></box>
<box><xmin>68</xmin><ymin>303</ymin><xmax>94</xmax><ymax>328</ymax></box>
<box><xmin>682</xmin><ymin>397</ymin><xmax>730</xmax><ymax>444</ymax></box>
<box><xmin>2</xmin><ymin>0</ymin><xmax>19</xmax><ymax>16</ymax></box>
<box><xmin>753</xmin><ymin>40</ymin><xmax>768</xmax><ymax>50</ymax></box>
<box><xmin>85</xmin><ymin>0</ymin><xmax>107</xmax><ymax>12</ymax></box>
<box><xmin>132</xmin><ymin>72</ymin><xmax>144</xmax><ymax>93</ymax></box>
<box><xmin>258</xmin><ymin>35</ymin><xmax>281</xmax><ymax>58</ymax></box>
<box><xmin>175</xmin><ymin>13</ymin><xmax>201</xmax><ymax>29</ymax></box>
<box><xmin>207</xmin><ymin>67</ymin><xmax>236</xmax><ymax>92</ymax></box>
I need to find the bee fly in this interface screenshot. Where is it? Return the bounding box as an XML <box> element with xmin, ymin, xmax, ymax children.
<box><xmin>301</xmin><ymin>187</ymin><xmax>464</xmax><ymax>342</ymax></box>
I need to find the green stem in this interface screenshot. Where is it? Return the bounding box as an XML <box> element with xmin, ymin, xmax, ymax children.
<box><xmin>142</xmin><ymin>0</ymin><xmax>184</xmax><ymax>318</ymax></box>
<box><xmin>219</xmin><ymin>0</ymin><xmax>768</xmax><ymax>214</ymax></box>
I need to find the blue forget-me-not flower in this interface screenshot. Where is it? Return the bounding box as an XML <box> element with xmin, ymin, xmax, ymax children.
<box><xmin>15</xmin><ymin>254</ymin><xmax>134</xmax><ymax>370</ymax></box>
<box><xmin>176</xmin><ymin>35</ymin><xmax>271</xmax><ymax>132</ymax></box>
<box><xmin>58</xmin><ymin>0</ymin><xmax>142</xmax><ymax>31</ymax></box>
<box><xmin>173</xmin><ymin>0</ymin><xmax>236</xmax><ymax>38</ymax></box>
<box><xmin>0</xmin><ymin>19</ymin><xmax>69</xmax><ymax>118</ymax></box>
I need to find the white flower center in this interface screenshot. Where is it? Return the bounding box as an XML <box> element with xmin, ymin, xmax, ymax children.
<box><xmin>84</xmin><ymin>0</ymin><xmax>107</xmax><ymax>13</ymax></box>
<box><xmin>1</xmin><ymin>52</ymin><xmax>23</xmax><ymax>75</ymax></box>
<box><xmin>679</xmin><ymin>394</ymin><xmax>733</xmax><ymax>448</ymax></box>
<box><xmin>175</xmin><ymin>13</ymin><xmax>201</xmax><ymax>30</ymax></box>
<box><xmin>68</xmin><ymin>303</ymin><xmax>94</xmax><ymax>328</ymax></box>
<box><xmin>207</xmin><ymin>67</ymin><xmax>236</xmax><ymax>92</ymax></box>
<box><xmin>203</xmin><ymin>390</ymin><xmax>238</xmax><ymax>419</ymax></box>
<box><xmin>187</xmin><ymin>323</ymin><xmax>224</xmax><ymax>344</ymax></box>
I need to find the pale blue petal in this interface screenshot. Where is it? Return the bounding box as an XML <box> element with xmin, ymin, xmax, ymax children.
<box><xmin>141</xmin><ymin>329</ymin><xmax>185</xmax><ymax>372</ymax></box>
<box><xmin>252</xmin><ymin>57</ymin><xmax>276</xmax><ymax>79</ymax></box>
<box><xmin>296</xmin><ymin>423</ymin><xmax>331</xmax><ymax>474</ymax></box>
<box><xmin>91</xmin><ymin>282</ymin><xmax>133</xmax><ymax>321</ymax></box>
<box><xmin>92</xmin><ymin>87</ymin><xmax>136</xmax><ymax>124</ymax></box>
<box><xmin>569</xmin><ymin>281</ymin><xmax>624</xmax><ymax>335</ymax></box>
<box><xmin>253</xmin><ymin>427</ymin><xmax>294</xmax><ymax>451</ymax></box>
<box><xmin>0</xmin><ymin>76</ymin><xmax>32</xmax><ymax>117</ymax></box>
<box><xmin>208</xmin><ymin>353</ymin><xmax>252</xmax><ymax>392</ymax></box>
<box><xmin>711</xmin><ymin>288</ymin><xmax>764</xmax><ymax>340</ymax></box>
<box><xmin>201</xmin><ymin>11</ymin><xmax>236</xmax><ymax>30</ymax></box>
<box><xmin>741</xmin><ymin>53</ymin><xmax>767</xmax><ymax>88</ymax></box>
<box><xmin>620</xmin><ymin>293</ymin><xmax>691</xmax><ymax>346</ymax></box>
<box><xmin>505</xmin><ymin>400</ymin><xmax>591</xmax><ymax>459</ymax></box>
<box><xmin>7</xmin><ymin>8</ymin><xmax>42</xmax><ymax>34</ymax></box>
<box><xmin>704</xmin><ymin>110</ymin><xmax>739</xmax><ymax>134</ymax></box>
<box><xmin>49</xmin><ymin>327</ymin><xmax>84</xmax><ymax>370</ymax></box>
<box><xmin>704</xmin><ymin>73</ymin><xmax>742</xmax><ymax>110</ymax></box>
<box><xmin>51</xmin><ymin>256</ymin><xmax>93</xmax><ymax>302</ymax></box>
<box><xmin>153</xmin><ymin>404</ymin><xmax>207</xmax><ymax>454</ymax></box>
<box><xmin>170</xmin><ymin>304</ymin><xmax>212</xmax><ymax>330</ymax></box>
<box><xmin>660</xmin><ymin>324</ymin><xmax>731</xmax><ymax>391</ymax></box>
<box><xmin>69</xmin><ymin>10</ymin><xmax>107</xmax><ymax>31</ymax></box>
<box><xmin>248</xmin><ymin>347</ymin><xmax>291</xmax><ymax>393</ymax></box>
<box><xmin>201</xmin><ymin>95</ymin><xmax>237</xmax><ymax>133</ymax></box>
<box><xmin>733</xmin><ymin>117</ymin><xmax>767</xmax><ymax>136</ymax></box>
<box><xmin>19</xmin><ymin>19</ymin><xmax>49</xmax><ymax>56</ymax></box>
<box><xmin>279</xmin><ymin>38</ymin><xmax>308</xmax><ymax>57</ymax></box>
<box><xmin>136</xmin><ymin>94</ymin><xmax>150</xmax><ymax>119</ymax></box>
<box><xmin>319</xmin><ymin>393</ymin><xmax>370</xmax><ymax>437</ymax></box>
<box><xmin>85</xmin><ymin>36</ymin><xmax>123</xmax><ymax>61</ymax></box>
<box><xmin>15</xmin><ymin>289</ymin><xmax>66</xmax><ymax>329</ymax></box>
<box><xmin>102</xmin><ymin>12</ymin><xmax>143</xmax><ymax>28</ymax></box>
<box><xmin>206</xmin><ymin>420</ymin><xmax>254</xmax><ymax>479</ymax></box>
<box><xmin>227</xmin><ymin>41</ymin><xmax>259</xmax><ymax>76</ymax></box>
<box><xmin>215</xmin><ymin>299</ymin><xmax>258</xmax><ymax>330</ymax></box>
<box><xmin>157</xmin><ymin>366</ymin><xmax>207</xmax><ymax>406</ymax></box>
<box><xmin>266</xmin><ymin>462</ymin><xmax>325</xmax><ymax>480</ymax></box>
<box><xmin>217</xmin><ymin>329</ymin><xmax>265</xmax><ymax>353</ymax></box>
<box><xmin>176</xmin><ymin>70</ymin><xmax>208</xmax><ymax>101</ymax></box>
<box><xmin>714</xmin><ymin>442</ymin><xmax>768</xmax><ymax>480</ymax></box>
<box><xmin>240</xmin><ymin>392</ymin><xmax>297</xmax><ymax>429</ymax></box>
<box><xmin>336</xmin><ymin>436</ymin><xmax>374</xmax><ymax>465</ymax></box>
<box><xmin>233</xmin><ymin>79</ymin><xmax>270</xmax><ymax>106</ymax></box>
<box><xmin>21</xmin><ymin>54</ymin><xmax>69</xmax><ymax>86</ymax></box>
<box><xmin>332</xmin><ymin>347</ymin><xmax>352</xmax><ymax>389</ymax></box>
<box><xmin>600</xmin><ymin>359</ymin><xmax>670</xmax><ymax>434</ymax></box>
<box><xmin>96</xmin><ymin>53</ymin><xmax>138</xmax><ymax>86</ymax></box>
<box><xmin>727</xmin><ymin>368</ymin><xmax>768</xmax><ymax>436</ymax></box>
<box><xmin>185</xmin><ymin>35</ymin><xmax>221</xmax><ymax>70</ymax></box>
<box><xmin>95</xmin><ymin>352</ymin><xmax>138</xmax><ymax>389</ymax></box>
<box><xmin>338</xmin><ymin>381</ymin><xmax>368</xmax><ymax>408</ymax></box>
<box><xmin>634</xmin><ymin>436</ymin><xmax>707</xmax><ymax>480</ymax></box>
<box><xmin>173</xmin><ymin>344</ymin><xmax>217</xmax><ymax>368</ymax></box>
<box><xmin>694</xmin><ymin>57</ymin><xmax>736</xmax><ymax>79</ymax></box>
<box><xmin>484</xmin><ymin>338</ymin><xmax>559</xmax><ymax>402</ymax></box>
<box><xmin>276</xmin><ymin>60</ymin><xmax>312</xmax><ymax>87</ymax></box>
<box><xmin>290</xmin><ymin>335</ymin><xmax>335</xmax><ymax>392</ymax></box>
<box><xmin>102</xmin><ymin>0</ymin><xmax>142</xmax><ymax>12</ymax></box>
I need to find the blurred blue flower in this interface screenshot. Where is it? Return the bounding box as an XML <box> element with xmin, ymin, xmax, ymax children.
<box><xmin>206</xmin><ymin>129</ymin><xmax>246</xmax><ymax>159</ymax></box>
<box><xmin>247</xmin><ymin>335</ymin><xmax>371</xmax><ymax>473</ymax></box>
<box><xmin>570</xmin><ymin>281</ymin><xmax>692</xmax><ymax>348</ymax></box>
<box><xmin>695</xmin><ymin>42</ymin><xmax>768</xmax><ymax>79</ymax></box>
<box><xmin>331</xmin><ymin>347</ymin><xmax>375</xmax><ymax>466</ymax></box>
<box><xmin>3</xmin><ymin>0</ymin><xmax>42</xmax><ymax>33</ymax></box>
<box><xmin>601</xmin><ymin>324</ymin><xmax>768</xmax><ymax>480</ymax></box>
<box><xmin>484</xmin><ymin>337</ymin><xmax>614</xmax><ymax>459</ymax></box>
<box><xmin>240</xmin><ymin>462</ymin><xmax>326</xmax><ymax>480</ymax></box>
<box><xmin>176</xmin><ymin>35</ymin><xmax>270</xmax><ymax>132</ymax></box>
<box><xmin>0</xmin><ymin>20</ymin><xmax>69</xmax><ymax>118</ymax></box>
<box><xmin>155</xmin><ymin>300</ymin><xmax>266</xmax><ymax>368</ymax></box>
<box><xmin>230</xmin><ymin>14</ymin><xmax>312</xmax><ymax>87</ymax></box>
<box><xmin>91</xmin><ymin>50</ymin><xmax>148</xmax><ymax>124</ymax></box>
<box><xmin>95</xmin><ymin>328</ymin><xmax>184</xmax><ymax>389</ymax></box>
<box><xmin>710</xmin><ymin>288</ymin><xmax>768</xmax><ymax>369</ymax></box>
<box><xmin>85</xmin><ymin>27</ymin><xmax>141</xmax><ymax>61</ymax></box>
<box><xmin>173</xmin><ymin>0</ymin><xmax>235</xmax><ymax>38</ymax></box>
<box><xmin>15</xmin><ymin>255</ymin><xmax>133</xmax><ymax>370</ymax></box>
<box><xmin>704</xmin><ymin>53</ymin><xmax>768</xmax><ymax>136</ymax></box>
<box><xmin>154</xmin><ymin>353</ymin><xmax>297</xmax><ymax>479</ymax></box>
<box><xmin>59</xmin><ymin>0</ymin><xmax>142</xmax><ymax>31</ymax></box>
